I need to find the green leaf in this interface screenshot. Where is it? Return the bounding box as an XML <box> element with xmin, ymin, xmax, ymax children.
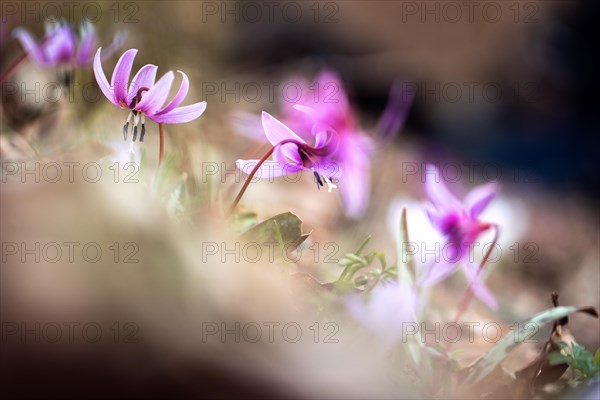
<box><xmin>397</xmin><ymin>207</ymin><xmax>415</xmax><ymax>285</ymax></box>
<box><xmin>238</xmin><ymin>212</ymin><xmax>309</xmax><ymax>260</ymax></box>
<box><xmin>231</xmin><ymin>212</ymin><xmax>258</xmax><ymax>234</ymax></box>
<box><xmin>462</xmin><ymin>305</ymin><xmax>598</xmax><ymax>386</ymax></box>
<box><xmin>593</xmin><ymin>348</ymin><xmax>600</xmax><ymax>366</ymax></box>
<box><xmin>548</xmin><ymin>352</ymin><xmax>569</xmax><ymax>366</ymax></box>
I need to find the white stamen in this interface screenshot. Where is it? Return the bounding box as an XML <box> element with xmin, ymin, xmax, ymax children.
<box><xmin>322</xmin><ymin>176</ymin><xmax>338</xmax><ymax>193</ymax></box>
<box><xmin>141</xmin><ymin>114</ymin><xmax>145</xmax><ymax>124</ymax></box>
<box><xmin>133</xmin><ymin>113</ymin><xmax>140</xmax><ymax>127</ymax></box>
<box><xmin>129</xmin><ymin>140</ymin><xmax>135</xmax><ymax>154</ymax></box>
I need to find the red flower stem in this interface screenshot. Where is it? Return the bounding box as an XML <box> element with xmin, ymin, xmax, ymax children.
<box><xmin>431</xmin><ymin>224</ymin><xmax>501</xmax><ymax>394</ymax></box>
<box><xmin>452</xmin><ymin>223</ymin><xmax>500</xmax><ymax>325</ymax></box>
<box><xmin>228</xmin><ymin>139</ymin><xmax>300</xmax><ymax>216</ymax></box>
<box><xmin>158</xmin><ymin>123</ymin><xmax>165</xmax><ymax>167</ymax></box>
<box><xmin>0</xmin><ymin>52</ymin><xmax>28</xmax><ymax>84</ymax></box>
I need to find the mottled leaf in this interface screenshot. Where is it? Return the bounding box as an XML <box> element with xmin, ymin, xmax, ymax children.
<box><xmin>462</xmin><ymin>305</ymin><xmax>598</xmax><ymax>386</ymax></box>
<box><xmin>239</xmin><ymin>212</ymin><xmax>309</xmax><ymax>260</ymax></box>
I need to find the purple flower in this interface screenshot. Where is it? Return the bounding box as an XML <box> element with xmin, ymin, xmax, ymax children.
<box><xmin>93</xmin><ymin>48</ymin><xmax>207</xmax><ymax>142</ymax></box>
<box><xmin>236</xmin><ymin>111</ymin><xmax>340</xmax><ymax>189</ymax></box>
<box><xmin>13</xmin><ymin>20</ymin><xmax>125</xmax><ymax>68</ymax></box>
<box><xmin>281</xmin><ymin>71</ymin><xmax>374</xmax><ymax>218</ymax></box>
<box><xmin>346</xmin><ymin>281</ymin><xmax>419</xmax><ymax>347</ymax></box>
<box><xmin>419</xmin><ymin>164</ymin><xmax>499</xmax><ymax>309</ymax></box>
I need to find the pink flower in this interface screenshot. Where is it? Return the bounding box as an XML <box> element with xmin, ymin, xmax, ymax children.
<box><xmin>93</xmin><ymin>48</ymin><xmax>207</xmax><ymax>142</ymax></box>
<box><xmin>236</xmin><ymin>111</ymin><xmax>340</xmax><ymax>187</ymax></box>
<box><xmin>13</xmin><ymin>20</ymin><xmax>125</xmax><ymax>68</ymax></box>
<box><xmin>281</xmin><ymin>71</ymin><xmax>374</xmax><ymax>218</ymax></box>
<box><xmin>419</xmin><ymin>164</ymin><xmax>499</xmax><ymax>309</ymax></box>
<box><xmin>346</xmin><ymin>281</ymin><xmax>420</xmax><ymax>347</ymax></box>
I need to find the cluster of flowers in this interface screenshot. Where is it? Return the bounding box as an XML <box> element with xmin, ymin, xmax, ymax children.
<box><xmin>5</xmin><ymin>19</ymin><xmax>502</xmax><ymax>343</ymax></box>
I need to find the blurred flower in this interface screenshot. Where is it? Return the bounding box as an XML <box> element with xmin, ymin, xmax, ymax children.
<box><xmin>234</xmin><ymin>70</ymin><xmax>411</xmax><ymax>218</ymax></box>
<box><xmin>420</xmin><ymin>164</ymin><xmax>499</xmax><ymax>309</ymax></box>
<box><xmin>375</xmin><ymin>79</ymin><xmax>414</xmax><ymax>140</ymax></box>
<box><xmin>281</xmin><ymin>71</ymin><xmax>374</xmax><ymax>218</ymax></box>
<box><xmin>93</xmin><ymin>48</ymin><xmax>207</xmax><ymax>142</ymax></box>
<box><xmin>346</xmin><ymin>281</ymin><xmax>419</xmax><ymax>347</ymax></box>
<box><xmin>236</xmin><ymin>111</ymin><xmax>340</xmax><ymax>191</ymax></box>
<box><xmin>13</xmin><ymin>20</ymin><xmax>125</xmax><ymax>69</ymax></box>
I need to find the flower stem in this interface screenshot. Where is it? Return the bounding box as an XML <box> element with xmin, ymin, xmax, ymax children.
<box><xmin>451</xmin><ymin>224</ymin><xmax>500</xmax><ymax>324</ymax></box>
<box><xmin>431</xmin><ymin>224</ymin><xmax>501</xmax><ymax>394</ymax></box>
<box><xmin>228</xmin><ymin>139</ymin><xmax>300</xmax><ymax>216</ymax></box>
<box><xmin>158</xmin><ymin>123</ymin><xmax>165</xmax><ymax>167</ymax></box>
<box><xmin>0</xmin><ymin>53</ymin><xmax>28</xmax><ymax>84</ymax></box>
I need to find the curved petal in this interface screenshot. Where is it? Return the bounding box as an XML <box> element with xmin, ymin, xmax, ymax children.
<box><xmin>311</xmin><ymin>122</ymin><xmax>340</xmax><ymax>156</ymax></box>
<box><xmin>127</xmin><ymin>64</ymin><xmax>158</xmax><ymax>105</ymax></box>
<box><xmin>261</xmin><ymin>112</ymin><xmax>305</xmax><ymax>146</ymax></box>
<box><xmin>111</xmin><ymin>48</ymin><xmax>138</xmax><ymax>106</ymax></box>
<box><xmin>156</xmin><ymin>70</ymin><xmax>189</xmax><ymax>115</ymax></box>
<box><xmin>375</xmin><ymin>79</ymin><xmax>413</xmax><ymax>140</ymax></box>
<box><xmin>93</xmin><ymin>47</ymin><xmax>117</xmax><ymax>106</ymax></box>
<box><xmin>418</xmin><ymin>259</ymin><xmax>458</xmax><ymax>287</ymax></box>
<box><xmin>273</xmin><ymin>142</ymin><xmax>302</xmax><ymax>166</ymax></box>
<box><xmin>42</xmin><ymin>25</ymin><xmax>76</xmax><ymax>64</ymax></box>
<box><xmin>135</xmin><ymin>70</ymin><xmax>173</xmax><ymax>115</ymax></box>
<box><xmin>462</xmin><ymin>262</ymin><xmax>498</xmax><ymax>310</ymax></box>
<box><xmin>148</xmin><ymin>102</ymin><xmax>207</xmax><ymax>124</ymax></box>
<box><xmin>76</xmin><ymin>21</ymin><xmax>97</xmax><ymax>65</ymax></box>
<box><xmin>230</xmin><ymin>111</ymin><xmax>266</xmax><ymax>141</ymax></box>
<box><xmin>99</xmin><ymin>30</ymin><xmax>127</xmax><ymax>61</ymax></box>
<box><xmin>236</xmin><ymin>159</ymin><xmax>301</xmax><ymax>179</ymax></box>
<box><xmin>424</xmin><ymin>164</ymin><xmax>463</xmax><ymax>212</ymax></box>
<box><xmin>337</xmin><ymin>138</ymin><xmax>370</xmax><ymax>218</ymax></box>
<box><xmin>12</xmin><ymin>28</ymin><xmax>47</xmax><ymax>65</ymax></box>
<box><xmin>316</xmin><ymin>70</ymin><xmax>347</xmax><ymax>106</ymax></box>
<box><xmin>465</xmin><ymin>183</ymin><xmax>499</xmax><ymax>219</ymax></box>
<box><xmin>292</xmin><ymin>104</ymin><xmax>318</xmax><ymax>121</ymax></box>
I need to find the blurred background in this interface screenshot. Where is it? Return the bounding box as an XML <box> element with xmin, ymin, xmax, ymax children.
<box><xmin>1</xmin><ymin>0</ymin><xmax>598</xmax><ymax>398</ymax></box>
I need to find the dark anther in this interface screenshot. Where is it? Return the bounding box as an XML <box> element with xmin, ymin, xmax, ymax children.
<box><xmin>132</xmin><ymin>125</ymin><xmax>138</xmax><ymax>142</ymax></box>
<box><xmin>313</xmin><ymin>171</ymin><xmax>324</xmax><ymax>190</ymax></box>
<box><xmin>123</xmin><ymin>122</ymin><xmax>129</xmax><ymax>141</ymax></box>
<box><xmin>139</xmin><ymin>124</ymin><xmax>146</xmax><ymax>142</ymax></box>
<box><xmin>60</xmin><ymin>70</ymin><xmax>74</xmax><ymax>86</ymax></box>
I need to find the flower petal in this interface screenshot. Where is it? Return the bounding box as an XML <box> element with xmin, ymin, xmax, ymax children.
<box><xmin>42</xmin><ymin>24</ymin><xmax>76</xmax><ymax>64</ymax></box>
<box><xmin>462</xmin><ymin>262</ymin><xmax>498</xmax><ymax>310</ymax></box>
<box><xmin>465</xmin><ymin>183</ymin><xmax>498</xmax><ymax>219</ymax></box>
<box><xmin>315</xmin><ymin>70</ymin><xmax>348</xmax><ymax>109</ymax></box>
<box><xmin>337</xmin><ymin>136</ymin><xmax>371</xmax><ymax>218</ymax></box>
<box><xmin>375</xmin><ymin>79</ymin><xmax>413</xmax><ymax>140</ymax></box>
<box><xmin>149</xmin><ymin>102</ymin><xmax>207</xmax><ymax>124</ymax></box>
<box><xmin>99</xmin><ymin>31</ymin><xmax>127</xmax><ymax>61</ymax></box>
<box><xmin>127</xmin><ymin>64</ymin><xmax>158</xmax><ymax>105</ymax></box>
<box><xmin>273</xmin><ymin>142</ymin><xmax>302</xmax><ymax>166</ymax></box>
<box><xmin>261</xmin><ymin>112</ymin><xmax>305</xmax><ymax>146</ymax></box>
<box><xmin>110</xmin><ymin>48</ymin><xmax>138</xmax><ymax>106</ymax></box>
<box><xmin>156</xmin><ymin>70</ymin><xmax>189</xmax><ymax>115</ymax></box>
<box><xmin>93</xmin><ymin>47</ymin><xmax>117</xmax><ymax>106</ymax></box>
<box><xmin>418</xmin><ymin>259</ymin><xmax>458</xmax><ymax>287</ymax></box>
<box><xmin>12</xmin><ymin>28</ymin><xmax>47</xmax><ymax>65</ymax></box>
<box><xmin>135</xmin><ymin>70</ymin><xmax>173</xmax><ymax>115</ymax></box>
<box><xmin>424</xmin><ymin>164</ymin><xmax>463</xmax><ymax>212</ymax></box>
<box><xmin>76</xmin><ymin>21</ymin><xmax>97</xmax><ymax>65</ymax></box>
<box><xmin>292</xmin><ymin>104</ymin><xmax>318</xmax><ymax>120</ymax></box>
<box><xmin>230</xmin><ymin>111</ymin><xmax>265</xmax><ymax>141</ymax></box>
